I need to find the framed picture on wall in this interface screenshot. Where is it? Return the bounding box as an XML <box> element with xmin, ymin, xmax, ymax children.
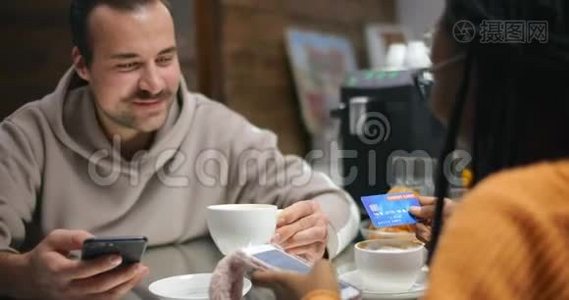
<box><xmin>285</xmin><ymin>28</ymin><xmax>357</xmax><ymax>136</ymax></box>
<box><xmin>365</xmin><ymin>24</ymin><xmax>412</xmax><ymax>69</ymax></box>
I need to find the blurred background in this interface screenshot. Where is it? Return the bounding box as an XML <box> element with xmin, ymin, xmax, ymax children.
<box><xmin>1</xmin><ymin>0</ymin><xmax>453</xmax><ymax>202</ymax></box>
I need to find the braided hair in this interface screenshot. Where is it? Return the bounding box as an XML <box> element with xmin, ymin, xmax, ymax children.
<box><xmin>428</xmin><ymin>0</ymin><xmax>569</xmax><ymax>262</ymax></box>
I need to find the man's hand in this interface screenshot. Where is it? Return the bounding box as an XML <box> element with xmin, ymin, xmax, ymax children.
<box><xmin>409</xmin><ymin>196</ymin><xmax>457</xmax><ymax>242</ymax></box>
<box><xmin>272</xmin><ymin>200</ymin><xmax>328</xmax><ymax>264</ymax></box>
<box><xmin>23</xmin><ymin>229</ymin><xmax>149</xmax><ymax>300</ymax></box>
<box><xmin>252</xmin><ymin>259</ymin><xmax>339</xmax><ymax>300</ymax></box>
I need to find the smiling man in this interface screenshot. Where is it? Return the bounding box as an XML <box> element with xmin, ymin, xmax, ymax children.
<box><xmin>0</xmin><ymin>1</ymin><xmax>359</xmax><ymax>299</ymax></box>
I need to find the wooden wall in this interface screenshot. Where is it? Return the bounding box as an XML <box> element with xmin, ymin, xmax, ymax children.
<box><xmin>221</xmin><ymin>0</ymin><xmax>397</xmax><ymax>155</ymax></box>
<box><xmin>0</xmin><ymin>1</ymin><xmax>72</xmax><ymax>118</ymax></box>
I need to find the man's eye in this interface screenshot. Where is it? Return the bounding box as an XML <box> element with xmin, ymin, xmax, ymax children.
<box><xmin>157</xmin><ymin>57</ymin><xmax>173</xmax><ymax>65</ymax></box>
<box><xmin>117</xmin><ymin>62</ymin><xmax>139</xmax><ymax>70</ymax></box>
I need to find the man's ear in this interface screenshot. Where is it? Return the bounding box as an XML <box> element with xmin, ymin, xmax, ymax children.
<box><xmin>72</xmin><ymin>47</ymin><xmax>90</xmax><ymax>82</ymax></box>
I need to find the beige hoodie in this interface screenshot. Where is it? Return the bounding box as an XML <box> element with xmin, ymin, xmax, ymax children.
<box><xmin>0</xmin><ymin>69</ymin><xmax>359</xmax><ymax>257</ymax></box>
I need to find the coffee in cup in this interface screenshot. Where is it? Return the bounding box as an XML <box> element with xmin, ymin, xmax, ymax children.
<box><xmin>354</xmin><ymin>239</ymin><xmax>425</xmax><ymax>292</ymax></box>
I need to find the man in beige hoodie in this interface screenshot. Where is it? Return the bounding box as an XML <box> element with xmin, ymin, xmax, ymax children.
<box><xmin>0</xmin><ymin>0</ymin><xmax>359</xmax><ymax>299</ymax></box>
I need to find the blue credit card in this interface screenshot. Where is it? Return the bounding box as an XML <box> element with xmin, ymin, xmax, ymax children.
<box><xmin>361</xmin><ymin>192</ymin><xmax>420</xmax><ymax>228</ymax></box>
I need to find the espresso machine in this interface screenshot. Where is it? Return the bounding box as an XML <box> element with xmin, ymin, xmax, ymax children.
<box><xmin>332</xmin><ymin>69</ymin><xmax>446</xmax><ymax>205</ymax></box>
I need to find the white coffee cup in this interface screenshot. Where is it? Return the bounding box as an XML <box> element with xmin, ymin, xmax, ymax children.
<box><xmin>207</xmin><ymin>204</ymin><xmax>278</xmax><ymax>255</ymax></box>
<box><xmin>354</xmin><ymin>239</ymin><xmax>425</xmax><ymax>292</ymax></box>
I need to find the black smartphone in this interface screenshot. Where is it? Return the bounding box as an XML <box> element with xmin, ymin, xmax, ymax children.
<box><xmin>81</xmin><ymin>236</ymin><xmax>148</xmax><ymax>265</ymax></box>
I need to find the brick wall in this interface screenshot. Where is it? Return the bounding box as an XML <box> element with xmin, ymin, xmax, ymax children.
<box><xmin>221</xmin><ymin>0</ymin><xmax>396</xmax><ymax>155</ymax></box>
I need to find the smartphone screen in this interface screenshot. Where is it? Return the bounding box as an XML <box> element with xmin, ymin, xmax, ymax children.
<box><xmin>253</xmin><ymin>250</ymin><xmax>311</xmax><ymax>273</ymax></box>
<box><xmin>252</xmin><ymin>249</ymin><xmax>354</xmax><ymax>291</ymax></box>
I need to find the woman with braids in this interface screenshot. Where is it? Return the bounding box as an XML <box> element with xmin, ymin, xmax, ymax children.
<box><xmin>250</xmin><ymin>0</ymin><xmax>569</xmax><ymax>299</ymax></box>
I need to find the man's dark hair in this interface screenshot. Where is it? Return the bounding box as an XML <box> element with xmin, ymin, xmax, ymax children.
<box><xmin>69</xmin><ymin>0</ymin><xmax>172</xmax><ymax>66</ymax></box>
<box><xmin>428</xmin><ymin>0</ymin><xmax>569</xmax><ymax>262</ymax></box>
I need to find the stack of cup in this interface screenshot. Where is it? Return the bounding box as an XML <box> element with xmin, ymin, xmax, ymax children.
<box><xmin>385</xmin><ymin>41</ymin><xmax>431</xmax><ymax>70</ymax></box>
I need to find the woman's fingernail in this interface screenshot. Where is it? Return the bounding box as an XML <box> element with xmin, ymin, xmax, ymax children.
<box><xmin>409</xmin><ymin>206</ymin><xmax>420</xmax><ymax>214</ymax></box>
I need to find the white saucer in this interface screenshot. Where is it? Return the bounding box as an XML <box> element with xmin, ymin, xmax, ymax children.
<box><xmin>339</xmin><ymin>267</ymin><xmax>428</xmax><ymax>300</ymax></box>
<box><xmin>148</xmin><ymin>273</ymin><xmax>252</xmax><ymax>300</ymax></box>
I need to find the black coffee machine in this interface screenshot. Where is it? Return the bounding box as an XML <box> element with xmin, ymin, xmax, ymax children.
<box><xmin>332</xmin><ymin>69</ymin><xmax>446</xmax><ymax>206</ymax></box>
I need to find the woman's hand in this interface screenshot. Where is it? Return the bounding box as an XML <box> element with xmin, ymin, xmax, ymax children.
<box><xmin>409</xmin><ymin>196</ymin><xmax>457</xmax><ymax>242</ymax></box>
<box><xmin>252</xmin><ymin>260</ymin><xmax>339</xmax><ymax>300</ymax></box>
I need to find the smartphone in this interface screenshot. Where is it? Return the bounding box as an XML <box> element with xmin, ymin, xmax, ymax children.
<box><xmin>82</xmin><ymin>236</ymin><xmax>148</xmax><ymax>265</ymax></box>
<box><xmin>242</xmin><ymin>244</ymin><xmax>361</xmax><ymax>300</ymax></box>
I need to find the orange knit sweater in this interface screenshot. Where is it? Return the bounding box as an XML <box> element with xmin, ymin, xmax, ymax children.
<box><xmin>425</xmin><ymin>161</ymin><xmax>569</xmax><ymax>299</ymax></box>
<box><xmin>308</xmin><ymin>161</ymin><xmax>569</xmax><ymax>300</ymax></box>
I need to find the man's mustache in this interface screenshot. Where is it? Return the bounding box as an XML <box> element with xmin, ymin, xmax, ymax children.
<box><xmin>131</xmin><ymin>89</ymin><xmax>173</xmax><ymax>101</ymax></box>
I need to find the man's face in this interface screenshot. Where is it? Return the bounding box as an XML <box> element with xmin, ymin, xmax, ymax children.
<box><xmin>76</xmin><ymin>2</ymin><xmax>181</xmax><ymax>134</ymax></box>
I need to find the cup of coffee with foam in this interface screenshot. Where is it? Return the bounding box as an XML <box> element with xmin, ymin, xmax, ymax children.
<box><xmin>207</xmin><ymin>204</ymin><xmax>278</xmax><ymax>255</ymax></box>
<box><xmin>354</xmin><ymin>239</ymin><xmax>425</xmax><ymax>292</ymax></box>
